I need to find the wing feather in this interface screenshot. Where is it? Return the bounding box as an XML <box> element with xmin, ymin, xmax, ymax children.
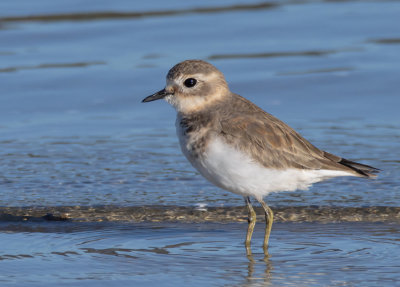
<box><xmin>217</xmin><ymin>94</ymin><xmax>366</xmax><ymax>174</ymax></box>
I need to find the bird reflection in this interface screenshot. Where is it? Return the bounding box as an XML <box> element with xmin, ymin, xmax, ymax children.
<box><xmin>245</xmin><ymin>245</ymin><xmax>273</xmax><ymax>285</ymax></box>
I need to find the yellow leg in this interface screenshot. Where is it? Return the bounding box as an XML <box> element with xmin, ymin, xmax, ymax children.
<box><xmin>258</xmin><ymin>199</ymin><xmax>274</xmax><ymax>251</ymax></box>
<box><xmin>244</xmin><ymin>197</ymin><xmax>256</xmax><ymax>252</ymax></box>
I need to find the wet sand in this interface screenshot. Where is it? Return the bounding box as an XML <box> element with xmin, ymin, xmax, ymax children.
<box><xmin>1</xmin><ymin>205</ymin><xmax>400</xmax><ymax>223</ymax></box>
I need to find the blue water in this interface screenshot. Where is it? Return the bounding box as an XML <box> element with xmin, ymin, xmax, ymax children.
<box><xmin>0</xmin><ymin>0</ymin><xmax>400</xmax><ymax>285</ymax></box>
<box><xmin>1</xmin><ymin>222</ymin><xmax>399</xmax><ymax>286</ymax></box>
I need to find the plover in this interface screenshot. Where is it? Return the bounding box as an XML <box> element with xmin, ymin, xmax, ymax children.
<box><xmin>142</xmin><ymin>59</ymin><xmax>379</xmax><ymax>251</ymax></box>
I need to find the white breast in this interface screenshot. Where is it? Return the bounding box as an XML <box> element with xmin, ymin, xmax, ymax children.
<box><xmin>177</xmin><ymin>123</ymin><xmax>353</xmax><ymax>201</ymax></box>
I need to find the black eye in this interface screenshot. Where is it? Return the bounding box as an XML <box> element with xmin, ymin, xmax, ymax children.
<box><xmin>184</xmin><ymin>78</ymin><xmax>197</xmax><ymax>88</ymax></box>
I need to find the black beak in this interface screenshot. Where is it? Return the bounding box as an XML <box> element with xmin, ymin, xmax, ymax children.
<box><xmin>142</xmin><ymin>89</ymin><xmax>170</xmax><ymax>103</ymax></box>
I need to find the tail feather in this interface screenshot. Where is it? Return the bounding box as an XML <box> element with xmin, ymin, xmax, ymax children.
<box><xmin>323</xmin><ymin>151</ymin><xmax>380</xmax><ymax>178</ymax></box>
<box><xmin>338</xmin><ymin>158</ymin><xmax>380</xmax><ymax>178</ymax></box>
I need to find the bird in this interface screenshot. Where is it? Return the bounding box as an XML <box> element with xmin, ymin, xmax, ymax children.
<box><xmin>142</xmin><ymin>59</ymin><xmax>379</xmax><ymax>252</ymax></box>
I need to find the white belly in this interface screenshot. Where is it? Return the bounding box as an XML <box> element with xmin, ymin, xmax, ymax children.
<box><xmin>178</xmin><ymin>132</ymin><xmax>353</xmax><ymax>201</ymax></box>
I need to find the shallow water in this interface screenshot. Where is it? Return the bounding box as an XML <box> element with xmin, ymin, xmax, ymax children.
<box><xmin>1</xmin><ymin>222</ymin><xmax>400</xmax><ymax>286</ymax></box>
<box><xmin>1</xmin><ymin>0</ymin><xmax>400</xmax><ymax>285</ymax></box>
